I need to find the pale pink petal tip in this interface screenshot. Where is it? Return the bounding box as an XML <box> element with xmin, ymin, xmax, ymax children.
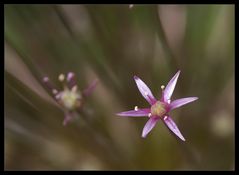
<box><xmin>163</xmin><ymin>116</ymin><xmax>185</xmax><ymax>141</ymax></box>
<box><xmin>169</xmin><ymin>97</ymin><xmax>198</xmax><ymax>111</ymax></box>
<box><xmin>67</xmin><ymin>72</ymin><xmax>75</xmax><ymax>81</ymax></box>
<box><xmin>116</xmin><ymin>108</ymin><xmax>150</xmax><ymax>117</ymax></box>
<box><xmin>133</xmin><ymin>75</ymin><xmax>157</xmax><ymax>105</ymax></box>
<box><xmin>163</xmin><ymin>70</ymin><xmax>181</xmax><ymax>101</ymax></box>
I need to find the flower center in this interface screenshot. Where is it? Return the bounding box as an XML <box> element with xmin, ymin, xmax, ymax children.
<box><xmin>60</xmin><ymin>89</ymin><xmax>81</xmax><ymax>110</ymax></box>
<box><xmin>150</xmin><ymin>101</ymin><xmax>167</xmax><ymax>117</ymax></box>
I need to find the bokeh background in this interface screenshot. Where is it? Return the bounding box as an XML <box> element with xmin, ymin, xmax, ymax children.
<box><xmin>4</xmin><ymin>4</ymin><xmax>235</xmax><ymax>170</ymax></box>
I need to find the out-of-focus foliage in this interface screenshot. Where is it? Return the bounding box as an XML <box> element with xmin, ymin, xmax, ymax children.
<box><xmin>4</xmin><ymin>4</ymin><xmax>234</xmax><ymax>170</ymax></box>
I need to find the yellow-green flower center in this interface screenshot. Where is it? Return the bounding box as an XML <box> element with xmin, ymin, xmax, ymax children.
<box><xmin>151</xmin><ymin>101</ymin><xmax>167</xmax><ymax>117</ymax></box>
<box><xmin>60</xmin><ymin>89</ymin><xmax>81</xmax><ymax>110</ymax></box>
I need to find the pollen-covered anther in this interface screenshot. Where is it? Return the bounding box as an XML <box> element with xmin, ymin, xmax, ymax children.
<box><xmin>72</xmin><ymin>85</ymin><xmax>78</xmax><ymax>92</ymax></box>
<box><xmin>55</xmin><ymin>93</ymin><xmax>61</xmax><ymax>100</ymax></box>
<box><xmin>161</xmin><ymin>85</ymin><xmax>165</xmax><ymax>90</ymax></box>
<box><xmin>43</xmin><ymin>77</ymin><xmax>49</xmax><ymax>82</ymax></box>
<box><xmin>58</xmin><ymin>74</ymin><xmax>65</xmax><ymax>82</ymax></box>
<box><xmin>164</xmin><ymin>116</ymin><xmax>168</xmax><ymax>120</ymax></box>
<box><xmin>52</xmin><ymin>89</ymin><xmax>58</xmax><ymax>94</ymax></box>
<box><xmin>148</xmin><ymin>113</ymin><xmax>152</xmax><ymax>117</ymax></box>
<box><xmin>134</xmin><ymin>106</ymin><xmax>138</xmax><ymax>111</ymax></box>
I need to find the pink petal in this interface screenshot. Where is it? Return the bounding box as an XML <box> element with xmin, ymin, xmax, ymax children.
<box><xmin>83</xmin><ymin>79</ymin><xmax>98</xmax><ymax>97</ymax></box>
<box><xmin>134</xmin><ymin>76</ymin><xmax>157</xmax><ymax>105</ymax></box>
<box><xmin>163</xmin><ymin>70</ymin><xmax>180</xmax><ymax>101</ymax></box>
<box><xmin>63</xmin><ymin>113</ymin><xmax>72</xmax><ymax>126</ymax></box>
<box><xmin>169</xmin><ymin>97</ymin><xmax>198</xmax><ymax>111</ymax></box>
<box><xmin>116</xmin><ymin>108</ymin><xmax>150</xmax><ymax>117</ymax></box>
<box><xmin>163</xmin><ymin>115</ymin><xmax>185</xmax><ymax>141</ymax></box>
<box><xmin>67</xmin><ymin>72</ymin><xmax>77</xmax><ymax>89</ymax></box>
<box><xmin>142</xmin><ymin>116</ymin><xmax>160</xmax><ymax>138</ymax></box>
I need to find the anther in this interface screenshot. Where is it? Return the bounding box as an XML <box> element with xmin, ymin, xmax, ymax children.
<box><xmin>134</xmin><ymin>106</ymin><xmax>138</xmax><ymax>111</ymax></box>
<box><xmin>43</xmin><ymin>77</ymin><xmax>49</xmax><ymax>82</ymax></box>
<box><xmin>58</xmin><ymin>74</ymin><xmax>65</xmax><ymax>82</ymax></box>
<box><xmin>161</xmin><ymin>85</ymin><xmax>165</xmax><ymax>90</ymax></box>
<box><xmin>72</xmin><ymin>85</ymin><xmax>78</xmax><ymax>92</ymax></box>
<box><xmin>148</xmin><ymin>113</ymin><xmax>152</xmax><ymax>117</ymax></box>
<box><xmin>52</xmin><ymin>89</ymin><xmax>58</xmax><ymax>94</ymax></box>
<box><xmin>43</xmin><ymin>77</ymin><xmax>56</xmax><ymax>92</ymax></box>
<box><xmin>55</xmin><ymin>93</ymin><xmax>61</xmax><ymax>100</ymax></box>
<box><xmin>164</xmin><ymin>116</ymin><xmax>168</xmax><ymax>120</ymax></box>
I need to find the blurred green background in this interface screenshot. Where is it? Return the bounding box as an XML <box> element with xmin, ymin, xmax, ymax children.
<box><xmin>4</xmin><ymin>4</ymin><xmax>234</xmax><ymax>170</ymax></box>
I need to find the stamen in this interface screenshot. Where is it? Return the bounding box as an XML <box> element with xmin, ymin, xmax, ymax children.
<box><xmin>55</xmin><ymin>93</ymin><xmax>61</xmax><ymax>100</ymax></box>
<box><xmin>43</xmin><ymin>77</ymin><xmax>49</xmax><ymax>82</ymax></box>
<box><xmin>58</xmin><ymin>74</ymin><xmax>65</xmax><ymax>82</ymax></box>
<box><xmin>148</xmin><ymin>113</ymin><xmax>152</xmax><ymax>117</ymax></box>
<box><xmin>72</xmin><ymin>85</ymin><xmax>78</xmax><ymax>92</ymax></box>
<box><xmin>52</xmin><ymin>89</ymin><xmax>58</xmax><ymax>94</ymax></box>
<box><xmin>161</xmin><ymin>85</ymin><xmax>165</xmax><ymax>90</ymax></box>
<box><xmin>43</xmin><ymin>76</ymin><xmax>57</xmax><ymax>92</ymax></box>
<box><xmin>134</xmin><ymin>106</ymin><xmax>138</xmax><ymax>111</ymax></box>
<box><xmin>164</xmin><ymin>116</ymin><xmax>168</xmax><ymax>120</ymax></box>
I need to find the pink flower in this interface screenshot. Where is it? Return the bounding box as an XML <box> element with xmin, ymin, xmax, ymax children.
<box><xmin>116</xmin><ymin>70</ymin><xmax>198</xmax><ymax>141</ymax></box>
<box><xmin>43</xmin><ymin>72</ymin><xmax>98</xmax><ymax>126</ymax></box>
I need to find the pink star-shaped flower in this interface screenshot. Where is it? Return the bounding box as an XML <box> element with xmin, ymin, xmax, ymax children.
<box><xmin>116</xmin><ymin>70</ymin><xmax>198</xmax><ymax>141</ymax></box>
<box><xmin>43</xmin><ymin>72</ymin><xmax>98</xmax><ymax>126</ymax></box>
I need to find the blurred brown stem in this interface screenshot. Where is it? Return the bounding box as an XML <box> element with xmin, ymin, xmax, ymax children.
<box><xmin>152</xmin><ymin>5</ymin><xmax>179</xmax><ymax>71</ymax></box>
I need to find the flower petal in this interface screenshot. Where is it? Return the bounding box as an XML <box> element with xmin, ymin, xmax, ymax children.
<box><xmin>63</xmin><ymin>112</ymin><xmax>72</xmax><ymax>126</ymax></box>
<box><xmin>134</xmin><ymin>76</ymin><xmax>157</xmax><ymax>105</ymax></box>
<box><xmin>116</xmin><ymin>108</ymin><xmax>150</xmax><ymax>117</ymax></box>
<box><xmin>142</xmin><ymin>116</ymin><xmax>160</xmax><ymax>138</ymax></box>
<box><xmin>163</xmin><ymin>70</ymin><xmax>180</xmax><ymax>101</ymax></box>
<box><xmin>82</xmin><ymin>79</ymin><xmax>98</xmax><ymax>97</ymax></box>
<box><xmin>67</xmin><ymin>72</ymin><xmax>77</xmax><ymax>89</ymax></box>
<box><xmin>163</xmin><ymin>115</ymin><xmax>185</xmax><ymax>141</ymax></box>
<box><xmin>169</xmin><ymin>97</ymin><xmax>198</xmax><ymax>111</ymax></box>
